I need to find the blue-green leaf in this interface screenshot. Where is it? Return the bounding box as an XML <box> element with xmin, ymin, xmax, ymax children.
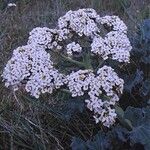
<box><xmin>124</xmin><ymin>107</ymin><xmax>150</xmax><ymax>150</ymax></box>
<box><xmin>86</xmin><ymin>131</ymin><xmax>110</xmax><ymax>150</ymax></box>
<box><xmin>124</xmin><ymin>70</ymin><xmax>143</xmax><ymax>93</ymax></box>
<box><xmin>141</xmin><ymin>19</ymin><xmax>150</xmax><ymax>42</ymax></box>
<box><xmin>71</xmin><ymin>137</ymin><xmax>87</xmax><ymax>150</ymax></box>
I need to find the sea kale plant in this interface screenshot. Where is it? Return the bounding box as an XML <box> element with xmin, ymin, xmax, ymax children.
<box><xmin>2</xmin><ymin>8</ymin><xmax>132</xmax><ymax>128</ymax></box>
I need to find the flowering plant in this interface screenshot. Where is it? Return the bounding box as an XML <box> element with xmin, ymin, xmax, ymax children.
<box><xmin>2</xmin><ymin>8</ymin><xmax>132</xmax><ymax>127</ymax></box>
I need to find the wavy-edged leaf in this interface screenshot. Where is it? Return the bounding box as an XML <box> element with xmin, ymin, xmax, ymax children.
<box><xmin>71</xmin><ymin>131</ymin><xmax>110</xmax><ymax>150</ymax></box>
<box><xmin>141</xmin><ymin>19</ymin><xmax>150</xmax><ymax>42</ymax></box>
<box><xmin>71</xmin><ymin>137</ymin><xmax>87</xmax><ymax>150</ymax></box>
<box><xmin>86</xmin><ymin>131</ymin><xmax>110</xmax><ymax>150</ymax></box>
<box><xmin>124</xmin><ymin>107</ymin><xmax>150</xmax><ymax>150</ymax></box>
<box><xmin>140</xmin><ymin>80</ymin><xmax>150</xmax><ymax>96</ymax></box>
<box><xmin>124</xmin><ymin>70</ymin><xmax>143</xmax><ymax>94</ymax></box>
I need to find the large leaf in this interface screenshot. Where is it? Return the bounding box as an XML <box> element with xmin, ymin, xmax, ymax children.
<box><xmin>124</xmin><ymin>106</ymin><xmax>143</xmax><ymax>127</ymax></box>
<box><xmin>71</xmin><ymin>132</ymin><xmax>110</xmax><ymax>150</ymax></box>
<box><xmin>133</xmin><ymin>19</ymin><xmax>150</xmax><ymax>64</ymax></box>
<box><xmin>71</xmin><ymin>137</ymin><xmax>87</xmax><ymax>150</ymax></box>
<box><xmin>141</xmin><ymin>19</ymin><xmax>150</xmax><ymax>42</ymax></box>
<box><xmin>124</xmin><ymin>70</ymin><xmax>143</xmax><ymax>94</ymax></box>
<box><xmin>124</xmin><ymin>107</ymin><xmax>150</xmax><ymax>150</ymax></box>
<box><xmin>110</xmin><ymin>125</ymin><xmax>128</xmax><ymax>142</ymax></box>
<box><xmin>86</xmin><ymin>131</ymin><xmax>110</xmax><ymax>150</ymax></box>
<box><xmin>130</xmin><ymin>123</ymin><xmax>150</xmax><ymax>150</ymax></box>
<box><xmin>140</xmin><ymin>80</ymin><xmax>150</xmax><ymax>97</ymax></box>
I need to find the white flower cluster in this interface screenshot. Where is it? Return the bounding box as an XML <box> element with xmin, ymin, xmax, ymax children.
<box><xmin>8</xmin><ymin>3</ymin><xmax>17</xmax><ymax>7</ymax></box>
<box><xmin>86</xmin><ymin>98</ymin><xmax>117</xmax><ymax>127</ymax></box>
<box><xmin>86</xmin><ymin>66</ymin><xmax>123</xmax><ymax>127</ymax></box>
<box><xmin>2</xmin><ymin>8</ymin><xmax>131</xmax><ymax>127</ymax></box>
<box><xmin>2</xmin><ymin>45</ymin><xmax>66</xmax><ymax>98</ymax></box>
<box><xmin>67</xmin><ymin>66</ymin><xmax>124</xmax><ymax>127</ymax></box>
<box><xmin>58</xmin><ymin>8</ymin><xmax>100</xmax><ymax>37</ymax></box>
<box><xmin>91</xmin><ymin>15</ymin><xmax>131</xmax><ymax>62</ymax></box>
<box><xmin>91</xmin><ymin>31</ymin><xmax>132</xmax><ymax>62</ymax></box>
<box><xmin>97</xmin><ymin>15</ymin><xmax>128</xmax><ymax>33</ymax></box>
<box><xmin>28</xmin><ymin>27</ymin><xmax>70</xmax><ymax>50</ymax></box>
<box><xmin>89</xmin><ymin>66</ymin><xmax>124</xmax><ymax>98</ymax></box>
<box><xmin>66</xmin><ymin>69</ymin><xmax>94</xmax><ymax>97</ymax></box>
<box><xmin>66</xmin><ymin>42</ymin><xmax>82</xmax><ymax>56</ymax></box>
<box><xmin>58</xmin><ymin>9</ymin><xmax>131</xmax><ymax>62</ymax></box>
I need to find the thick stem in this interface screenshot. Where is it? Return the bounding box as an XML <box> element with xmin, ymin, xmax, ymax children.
<box><xmin>115</xmin><ymin>105</ymin><xmax>133</xmax><ymax>131</ymax></box>
<box><xmin>96</xmin><ymin>58</ymin><xmax>104</xmax><ymax>70</ymax></box>
<box><xmin>51</xmin><ymin>50</ymin><xmax>86</xmax><ymax>68</ymax></box>
<box><xmin>60</xmin><ymin>89</ymin><xmax>71</xmax><ymax>94</ymax></box>
<box><xmin>83</xmin><ymin>51</ymin><xmax>93</xmax><ymax>70</ymax></box>
<box><xmin>60</xmin><ymin>54</ymin><xmax>86</xmax><ymax>67</ymax></box>
<box><xmin>117</xmin><ymin>115</ymin><xmax>133</xmax><ymax>131</ymax></box>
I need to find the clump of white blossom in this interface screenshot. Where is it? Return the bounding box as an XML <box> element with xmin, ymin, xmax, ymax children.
<box><xmin>66</xmin><ymin>69</ymin><xmax>94</xmax><ymax>97</ymax></box>
<box><xmin>97</xmin><ymin>15</ymin><xmax>128</xmax><ymax>33</ymax></box>
<box><xmin>91</xmin><ymin>32</ymin><xmax>132</xmax><ymax>62</ymax></box>
<box><xmin>66</xmin><ymin>42</ymin><xmax>82</xmax><ymax>56</ymax></box>
<box><xmin>58</xmin><ymin>8</ymin><xmax>100</xmax><ymax>37</ymax></box>
<box><xmin>28</xmin><ymin>27</ymin><xmax>70</xmax><ymax>50</ymax></box>
<box><xmin>86</xmin><ymin>66</ymin><xmax>123</xmax><ymax>127</ymax></box>
<box><xmin>67</xmin><ymin>66</ymin><xmax>123</xmax><ymax>127</ymax></box>
<box><xmin>2</xmin><ymin>45</ymin><xmax>66</xmax><ymax>98</ymax></box>
<box><xmin>8</xmin><ymin>3</ymin><xmax>17</xmax><ymax>7</ymax></box>
<box><xmin>2</xmin><ymin>8</ymin><xmax>132</xmax><ymax>127</ymax></box>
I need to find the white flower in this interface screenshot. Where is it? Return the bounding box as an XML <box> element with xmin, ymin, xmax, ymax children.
<box><xmin>2</xmin><ymin>44</ymin><xmax>66</xmax><ymax>98</ymax></box>
<box><xmin>66</xmin><ymin>69</ymin><xmax>94</xmax><ymax>97</ymax></box>
<box><xmin>66</xmin><ymin>65</ymin><xmax>124</xmax><ymax>127</ymax></box>
<box><xmin>85</xmin><ymin>98</ymin><xmax>117</xmax><ymax>127</ymax></box>
<box><xmin>97</xmin><ymin>15</ymin><xmax>128</xmax><ymax>33</ymax></box>
<box><xmin>96</xmin><ymin>65</ymin><xmax>124</xmax><ymax>96</ymax></box>
<box><xmin>91</xmin><ymin>36</ymin><xmax>109</xmax><ymax>60</ymax></box>
<box><xmin>28</xmin><ymin>27</ymin><xmax>70</xmax><ymax>50</ymax></box>
<box><xmin>28</xmin><ymin>27</ymin><xmax>53</xmax><ymax>49</ymax></box>
<box><xmin>66</xmin><ymin>42</ymin><xmax>82</xmax><ymax>56</ymax></box>
<box><xmin>8</xmin><ymin>3</ymin><xmax>16</xmax><ymax>7</ymax></box>
<box><xmin>2</xmin><ymin>8</ymin><xmax>132</xmax><ymax>127</ymax></box>
<box><xmin>58</xmin><ymin>8</ymin><xmax>100</xmax><ymax>37</ymax></box>
<box><xmin>91</xmin><ymin>32</ymin><xmax>132</xmax><ymax>62</ymax></box>
<box><xmin>85</xmin><ymin>65</ymin><xmax>123</xmax><ymax>127</ymax></box>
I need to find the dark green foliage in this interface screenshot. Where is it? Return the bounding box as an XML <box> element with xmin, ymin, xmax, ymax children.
<box><xmin>141</xmin><ymin>19</ymin><xmax>150</xmax><ymax>42</ymax></box>
<box><xmin>71</xmin><ymin>131</ymin><xmax>110</xmax><ymax>150</ymax></box>
<box><xmin>125</xmin><ymin>107</ymin><xmax>150</xmax><ymax>150</ymax></box>
<box><xmin>70</xmin><ymin>19</ymin><xmax>150</xmax><ymax>150</ymax></box>
<box><xmin>119</xmin><ymin>19</ymin><xmax>150</xmax><ymax>109</ymax></box>
<box><xmin>86</xmin><ymin>132</ymin><xmax>110</xmax><ymax>150</ymax></box>
<box><xmin>124</xmin><ymin>70</ymin><xmax>144</xmax><ymax>94</ymax></box>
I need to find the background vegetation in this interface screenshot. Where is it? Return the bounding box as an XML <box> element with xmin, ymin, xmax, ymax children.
<box><xmin>0</xmin><ymin>0</ymin><xmax>149</xmax><ymax>149</ymax></box>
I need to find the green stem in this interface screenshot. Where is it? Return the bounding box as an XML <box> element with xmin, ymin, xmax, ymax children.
<box><xmin>117</xmin><ymin>115</ymin><xmax>133</xmax><ymax>131</ymax></box>
<box><xmin>51</xmin><ymin>50</ymin><xmax>86</xmax><ymax>68</ymax></box>
<box><xmin>96</xmin><ymin>58</ymin><xmax>104</xmax><ymax>70</ymax></box>
<box><xmin>60</xmin><ymin>89</ymin><xmax>71</xmax><ymax>94</ymax></box>
<box><xmin>60</xmin><ymin>54</ymin><xmax>85</xmax><ymax>67</ymax></box>
<box><xmin>83</xmin><ymin>51</ymin><xmax>93</xmax><ymax>70</ymax></box>
<box><xmin>115</xmin><ymin>105</ymin><xmax>133</xmax><ymax>131</ymax></box>
<box><xmin>52</xmin><ymin>49</ymin><xmax>94</xmax><ymax>69</ymax></box>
